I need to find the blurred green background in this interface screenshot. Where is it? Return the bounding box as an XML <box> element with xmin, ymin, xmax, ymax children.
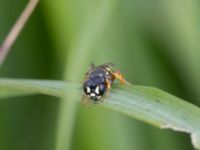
<box><xmin>0</xmin><ymin>0</ymin><xmax>200</xmax><ymax>149</ymax></box>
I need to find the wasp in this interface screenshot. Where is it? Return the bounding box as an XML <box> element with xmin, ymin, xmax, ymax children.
<box><xmin>83</xmin><ymin>63</ymin><xmax>128</xmax><ymax>103</ymax></box>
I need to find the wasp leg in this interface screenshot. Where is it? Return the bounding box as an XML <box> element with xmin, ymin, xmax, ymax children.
<box><xmin>113</xmin><ymin>70</ymin><xmax>128</xmax><ymax>84</ymax></box>
<box><xmin>81</xmin><ymin>95</ymin><xmax>88</xmax><ymax>105</ymax></box>
<box><xmin>100</xmin><ymin>79</ymin><xmax>111</xmax><ymax>102</ymax></box>
<box><xmin>81</xmin><ymin>95</ymin><xmax>90</xmax><ymax>106</ymax></box>
<box><xmin>106</xmin><ymin>79</ymin><xmax>111</xmax><ymax>97</ymax></box>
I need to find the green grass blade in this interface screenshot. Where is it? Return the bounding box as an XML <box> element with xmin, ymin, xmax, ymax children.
<box><xmin>0</xmin><ymin>79</ymin><xmax>67</xmax><ymax>98</ymax></box>
<box><xmin>0</xmin><ymin>78</ymin><xmax>200</xmax><ymax>149</ymax></box>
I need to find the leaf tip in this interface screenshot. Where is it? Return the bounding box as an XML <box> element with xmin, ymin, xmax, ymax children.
<box><xmin>161</xmin><ymin>124</ymin><xmax>200</xmax><ymax>149</ymax></box>
<box><xmin>191</xmin><ymin>133</ymin><xmax>200</xmax><ymax>150</ymax></box>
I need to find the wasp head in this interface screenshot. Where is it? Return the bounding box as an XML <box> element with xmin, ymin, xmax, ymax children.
<box><xmin>83</xmin><ymin>76</ymin><xmax>106</xmax><ymax>101</ymax></box>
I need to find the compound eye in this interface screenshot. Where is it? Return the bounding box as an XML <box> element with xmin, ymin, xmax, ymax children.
<box><xmin>83</xmin><ymin>85</ymin><xmax>91</xmax><ymax>94</ymax></box>
<box><xmin>98</xmin><ymin>84</ymin><xmax>106</xmax><ymax>96</ymax></box>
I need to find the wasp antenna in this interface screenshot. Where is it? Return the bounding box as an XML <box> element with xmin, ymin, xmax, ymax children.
<box><xmin>97</xmin><ymin>62</ymin><xmax>115</xmax><ymax>70</ymax></box>
<box><xmin>105</xmin><ymin>62</ymin><xmax>115</xmax><ymax>67</ymax></box>
<box><xmin>88</xmin><ymin>63</ymin><xmax>95</xmax><ymax>71</ymax></box>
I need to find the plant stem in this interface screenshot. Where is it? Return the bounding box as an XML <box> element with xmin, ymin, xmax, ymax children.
<box><xmin>0</xmin><ymin>0</ymin><xmax>39</xmax><ymax>65</ymax></box>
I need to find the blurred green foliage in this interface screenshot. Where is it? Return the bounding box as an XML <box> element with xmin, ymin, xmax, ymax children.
<box><xmin>0</xmin><ymin>0</ymin><xmax>200</xmax><ymax>149</ymax></box>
